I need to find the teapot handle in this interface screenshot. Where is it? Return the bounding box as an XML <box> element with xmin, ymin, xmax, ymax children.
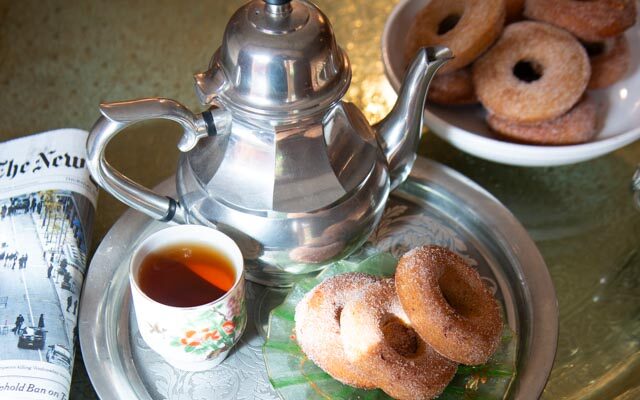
<box><xmin>86</xmin><ymin>98</ymin><xmax>220</xmax><ymax>224</ymax></box>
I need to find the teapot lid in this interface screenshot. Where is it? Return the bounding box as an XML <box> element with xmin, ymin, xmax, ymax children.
<box><xmin>194</xmin><ymin>0</ymin><xmax>351</xmax><ymax>117</ymax></box>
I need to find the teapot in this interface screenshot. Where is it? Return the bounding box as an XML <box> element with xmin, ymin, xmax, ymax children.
<box><xmin>86</xmin><ymin>0</ymin><xmax>451</xmax><ymax>286</ymax></box>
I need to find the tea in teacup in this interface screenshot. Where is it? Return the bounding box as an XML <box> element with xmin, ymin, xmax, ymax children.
<box><xmin>137</xmin><ymin>243</ymin><xmax>235</xmax><ymax>307</ymax></box>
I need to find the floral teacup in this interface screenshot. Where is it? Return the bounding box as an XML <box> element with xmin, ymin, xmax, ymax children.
<box><xmin>129</xmin><ymin>225</ymin><xmax>246</xmax><ymax>371</ymax></box>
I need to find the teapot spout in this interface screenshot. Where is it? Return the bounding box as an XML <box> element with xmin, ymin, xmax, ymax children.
<box><xmin>374</xmin><ymin>46</ymin><xmax>453</xmax><ymax>189</ymax></box>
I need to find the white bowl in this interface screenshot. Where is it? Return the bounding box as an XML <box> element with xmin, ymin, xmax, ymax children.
<box><xmin>382</xmin><ymin>0</ymin><xmax>640</xmax><ymax>166</ymax></box>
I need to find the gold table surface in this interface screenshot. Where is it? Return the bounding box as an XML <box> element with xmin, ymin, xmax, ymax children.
<box><xmin>1</xmin><ymin>1</ymin><xmax>639</xmax><ymax>399</ymax></box>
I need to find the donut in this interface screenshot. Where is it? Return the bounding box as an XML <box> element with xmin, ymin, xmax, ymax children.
<box><xmin>487</xmin><ymin>96</ymin><xmax>599</xmax><ymax>145</ymax></box>
<box><xmin>395</xmin><ymin>246</ymin><xmax>502</xmax><ymax>365</ymax></box>
<box><xmin>294</xmin><ymin>273</ymin><xmax>379</xmax><ymax>388</ymax></box>
<box><xmin>524</xmin><ymin>0</ymin><xmax>637</xmax><ymax>42</ymax></box>
<box><xmin>584</xmin><ymin>36</ymin><xmax>630</xmax><ymax>89</ymax></box>
<box><xmin>428</xmin><ymin>68</ymin><xmax>478</xmax><ymax>105</ymax></box>
<box><xmin>404</xmin><ymin>0</ymin><xmax>505</xmax><ymax>73</ymax></box>
<box><xmin>340</xmin><ymin>279</ymin><xmax>457</xmax><ymax>400</ymax></box>
<box><xmin>505</xmin><ymin>0</ymin><xmax>525</xmax><ymax>23</ymax></box>
<box><xmin>473</xmin><ymin>21</ymin><xmax>591</xmax><ymax>123</ymax></box>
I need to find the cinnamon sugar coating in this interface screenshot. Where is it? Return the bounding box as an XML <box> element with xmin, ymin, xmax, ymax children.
<box><xmin>404</xmin><ymin>0</ymin><xmax>505</xmax><ymax>74</ymax></box>
<box><xmin>395</xmin><ymin>246</ymin><xmax>503</xmax><ymax>365</ymax></box>
<box><xmin>587</xmin><ymin>36</ymin><xmax>630</xmax><ymax>89</ymax></box>
<box><xmin>429</xmin><ymin>68</ymin><xmax>478</xmax><ymax>106</ymax></box>
<box><xmin>524</xmin><ymin>0</ymin><xmax>637</xmax><ymax>42</ymax></box>
<box><xmin>340</xmin><ymin>279</ymin><xmax>457</xmax><ymax>400</ymax></box>
<box><xmin>294</xmin><ymin>273</ymin><xmax>379</xmax><ymax>388</ymax></box>
<box><xmin>473</xmin><ymin>21</ymin><xmax>590</xmax><ymax>123</ymax></box>
<box><xmin>487</xmin><ymin>96</ymin><xmax>599</xmax><ymax>145</ymax></box>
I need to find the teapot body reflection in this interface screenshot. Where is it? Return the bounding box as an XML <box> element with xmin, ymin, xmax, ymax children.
<box><xmin>86</xmin><ymin>0</ymin><xmax>451</xmax><ymax>286</ymax></box>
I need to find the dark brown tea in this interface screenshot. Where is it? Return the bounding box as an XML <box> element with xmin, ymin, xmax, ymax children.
<box><xmin>137</xmin><ymin>243</ymin><xmax>236</xmax><ymax>307</ymax></box>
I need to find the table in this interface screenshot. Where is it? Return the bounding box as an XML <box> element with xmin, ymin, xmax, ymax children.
<box><xmin>1</xmin><ymin>1</ymin><xmax>639</xmax><ymax>399</ymax></box>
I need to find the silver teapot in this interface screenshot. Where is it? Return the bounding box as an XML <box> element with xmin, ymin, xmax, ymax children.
<box><xmin>86</xmin><ymin>0</ymin><xmax>451</xmax><ymax>286</ymax></box>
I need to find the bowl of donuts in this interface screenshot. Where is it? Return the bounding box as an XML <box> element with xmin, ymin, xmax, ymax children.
<box><xmin>382</xmin><ymin>0</ymin><xmax>640</xmax><ymax>166</ymax></box>
<box><xmin>263</xmin><ymin>248</ymin><xmax>517</xmax><ymax>400</ymax></box>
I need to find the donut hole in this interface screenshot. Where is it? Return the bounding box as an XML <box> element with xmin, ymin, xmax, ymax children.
<box><xmin>439</xmin><ymin>269</ymin><xmax>477</xmax><ymax>318</ymax></box>
<box><xmin>437</xmin><ymin>14</ymin><xmax>462</xmax><ymax>35</ymax></box>
<box><xmin>381</xmin><ymin>315</ymin><xmax>422</xmax><ymax>358</ymax></box>
<box><xmin>583</xmin><ymin>41</ymin><xmax>606</xmax><ymax>58</ymax></box>
<box><xmin>513</xmin><ymin>60</ymin><xmax>544</xmax><ymax>83</ymax></box>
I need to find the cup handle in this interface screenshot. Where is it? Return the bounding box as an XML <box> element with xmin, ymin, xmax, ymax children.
<box><xmin>86</xmin><ymin>98</ymin><xmax>218</xmax><ymax>224</ymax></box>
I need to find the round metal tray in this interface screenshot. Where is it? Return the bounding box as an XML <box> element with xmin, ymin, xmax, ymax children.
<box><xmin>79</xmin><ymin>157</ymin><xmax>557</xmax><ymax>399</ymax></box>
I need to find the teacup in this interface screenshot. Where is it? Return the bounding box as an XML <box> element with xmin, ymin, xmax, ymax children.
<box><xmin>129</xmin><ymin>225</ymin><xmax>246</xmax><ymax>371</ymax></box>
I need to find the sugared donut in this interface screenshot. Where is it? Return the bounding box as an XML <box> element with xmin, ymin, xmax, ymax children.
<box><xmin>524</xmin><ymin>0</ymin><xmax>637</xmax><ymax>42</ymax></box>
<box><xmin>429</xmin><ymin>68</ymin><xmax>478</xmax><ymax>105</ymax></box>
<box><xmin>505</xmin><ymin>0</ymin><xmax>525</xmax><ymax>23</ymax></box>
<box><xmin>404</xmin><ymin>0</ymin><xmax>505</xmax><ymax>73</ymax></box>
<box><xmin>340</xmin><ymin>279</ymin><xmax>457</xmax><ymax>400</ymax></box>
<box><xmin>473</xmin><ymin>21</ymin><xmax>591</xmax><ymax>123</ymax></box>
<box><xmin>584</xmin><ymin>36</ymin><xmax>631</xmax><ymax>89</ymax></box>
<box><xmin>294</xmin><ymin>273</ymin><xmax>379</xmax><ymax>388</ymax></box>
<box><xmin>395</xmin><ymin>246</ymin><xmax>502</xmax><ymax>365</ymax></box>
<box><xmin>487</xmin><ymin>96</ymin><xmax>599</xmax><ymax>145</ymax></box>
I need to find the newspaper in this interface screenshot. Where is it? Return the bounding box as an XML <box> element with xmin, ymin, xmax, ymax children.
<box><xmin>0</xmin><ymin>129</ymin><xmax>97</xmax><ymax>400</ymax></box>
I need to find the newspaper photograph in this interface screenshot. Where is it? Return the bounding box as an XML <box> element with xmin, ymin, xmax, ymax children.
<box><xmin>0</xmin><ymin>129</ymin><xmax>97</xmax><ymax>400</ymax></box>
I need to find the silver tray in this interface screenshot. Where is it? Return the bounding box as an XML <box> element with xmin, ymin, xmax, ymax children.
<box><xmin>79</xmin><ymin>157</ymin><xmax>557</xmax><ymax>400</ymax></box>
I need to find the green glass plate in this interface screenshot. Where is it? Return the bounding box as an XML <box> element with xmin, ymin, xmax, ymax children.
<box><xmin>263</xmin><ymin>253</ymin><xmax>517</xmax><ymax>400</ymax></box>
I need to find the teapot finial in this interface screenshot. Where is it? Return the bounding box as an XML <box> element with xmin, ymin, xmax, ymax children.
<box><xmin>374</xmin><ymin>46</ymin><xmax>453</xmax><ymax>189</ymax></box>
<box><xmin>193</xmin><ymin>0</ymin><xmax>350</xmax><ymax>118</ymax></box>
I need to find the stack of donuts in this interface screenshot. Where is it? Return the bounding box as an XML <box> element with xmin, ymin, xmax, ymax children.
<box><xmin>294</xmin><ymin>246</ymin><xmax>503</xmax><ymax>400</ymax></box>
<box><xmin>404</xmin><ymin>0</ymin><xmax>637</xmax><ymax>145</ymax></box>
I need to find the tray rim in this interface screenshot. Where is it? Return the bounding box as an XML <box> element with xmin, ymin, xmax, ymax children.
<box><xmin>408</xmin><ymin>158</ymin><xmax>558</xmax><ymax>399</ymax></box>
<box><xmin>79</xmin><ymin>157</ymin><xmax>557</xmax><ymax>400</ymax></box>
